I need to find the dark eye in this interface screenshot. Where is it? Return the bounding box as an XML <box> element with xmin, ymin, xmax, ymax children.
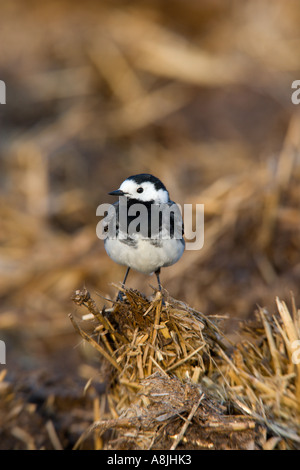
<box><xmin>137</xmin><ymin>187</ymin><xmax>144</xmax><ymax>193</ymax></box>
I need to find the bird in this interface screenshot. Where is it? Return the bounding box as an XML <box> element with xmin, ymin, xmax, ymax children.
<box><xmin>102</xmin><ymin>173</ymin><xmax>185</xmax><ymax>298</ymax></box>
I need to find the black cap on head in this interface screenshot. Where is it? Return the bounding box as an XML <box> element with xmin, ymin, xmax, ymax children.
<box><xmin>127</xmin><ymin>174</ymin><xmax>167</xmax><ymax>192</ymax></box>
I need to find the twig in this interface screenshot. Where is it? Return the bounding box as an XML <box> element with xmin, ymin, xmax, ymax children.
<box><xmin>150</xmin><ymin>356</ymin><xmax>169</xmax><ymax>377</ymax></box>
<box><xmin>170</xmin><ymin>393</ymin><xmax>204</xmax><ymax>450</ymax></box>
<box><xmin>72</xmin><ymin>288</ymin><xmax>128</xmax><ymax>344</ymax></box>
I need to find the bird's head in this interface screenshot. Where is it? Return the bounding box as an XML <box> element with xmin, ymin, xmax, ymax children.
<box><xmin>109</xmin><ymin>174</ymin><xmax>169</xmax><ymax>203</ymax></box>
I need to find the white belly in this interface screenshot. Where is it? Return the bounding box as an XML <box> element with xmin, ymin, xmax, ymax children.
<box><xmin>104</xmin><ymin>237</ymin><xmax>185</xmax><ymax>274</ymax></box>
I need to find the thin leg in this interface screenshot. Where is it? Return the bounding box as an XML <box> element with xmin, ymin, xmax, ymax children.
<box><xmin>155</xmin><ymin>268</ymin><xmax>162</xmax><ymax>292</ymax></box>
<box><xmin>117</xmin><ymin>267</ymin><xmax>130</xmax><ymax>301</ymax></box>
<box><xmin>122</xmin><ymin>267</ymin><xmax>130</xmax><ymax>287</ymax></box>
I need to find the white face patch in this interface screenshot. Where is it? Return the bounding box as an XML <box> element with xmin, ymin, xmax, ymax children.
<box><xmin>119</xmin><ymin>180</ymin><xmax>169</xmax><ymax>203</ymax></box>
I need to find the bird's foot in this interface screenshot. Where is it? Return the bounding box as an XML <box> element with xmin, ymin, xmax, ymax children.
<box><xmin>116</xmin><ymin>291</ymin><xmax>125</xmax><ymax>302</ymax></box>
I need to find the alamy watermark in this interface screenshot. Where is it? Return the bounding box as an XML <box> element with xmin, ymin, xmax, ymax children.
<box><xmin>96</xmin><ymin>199</ymin><xmax>204</xmax><ymax>250</ymax></box>
<box><xmin>0</xmin><ymin>80</ymin><xmax>6</xmax><ymax>104</ymax></box>
<box><xmin>0</xmin><ymin>340</ymin><xmax>6</xmax><ymax>364</ymax></box>
<box><xmin>291</xmin><ymin>80</ymin><xmax>300</xmax><ymax>105</ymax></box>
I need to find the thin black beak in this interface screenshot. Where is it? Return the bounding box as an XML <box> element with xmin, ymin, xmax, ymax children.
<box><xmin>108</xmin><ymin>189</ymin><xmax>125</xmax><ymax>196</ymax></box>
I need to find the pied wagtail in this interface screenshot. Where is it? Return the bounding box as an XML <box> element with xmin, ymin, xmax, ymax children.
<box><xmin>103</xmin><ymin>173</ymin><xmax>185</xmax><ymax>298</ymax></box>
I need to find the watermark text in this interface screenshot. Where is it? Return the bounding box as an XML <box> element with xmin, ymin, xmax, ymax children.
<box><xmin>96</xmin><ymin>200</ymin><xmax>204</xmax><ymax>250</ymax></box>
<box><xmin>291</xmin><ymin>80</ymin><xmax>300</xmax><ymax>105</ymax></box>
<box><xmin>0</xmin><ymin>80</ymin><xmax>6</xmax><ymax>104</ymax></box>
<box><xmin>0</xmin><ymin>340</ymin><xmax>6</xmax><ymax>364</ymax></box>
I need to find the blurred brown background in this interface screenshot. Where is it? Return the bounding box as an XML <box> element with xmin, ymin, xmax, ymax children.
<box><xmin>0</xmin><ymin>0</ymin><xmax>300</xmax><ymax>406</ymax></box>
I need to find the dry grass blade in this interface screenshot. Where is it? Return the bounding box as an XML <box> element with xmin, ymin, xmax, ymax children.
<box><xmin>276</xmin><ymin>297</ymin><xmax>300</xmax><ymax>405</ymax></box>
<box><xmin>69</xmin><ymin>313</ymin><xmax>122</xmax><ymax>373</ymax></box>
<box><xmin>166</xmin><ymin>344</ymin><xmax>205</xmax><ymax>373</ymax></box>
<box><xmin>147</xmin><ymin>294</ymin><xmax>163</xmax><ymax>376</ymax></box>
<box><xmin>258</xmin><ymin>306</ymin><xmax>282</xmax><ymax>376</ymax></box>
<box><xmin>45</xmin><ymin>420</ymin><xmax>63</xmax><ymax>451</ymax></box>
